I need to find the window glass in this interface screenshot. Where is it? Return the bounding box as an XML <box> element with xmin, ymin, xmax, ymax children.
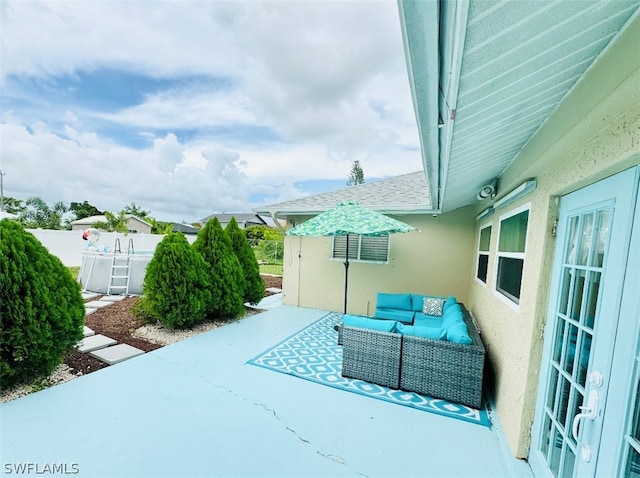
<box><xmin>476</xmin><ymin>225</ymin><xmax>491</xmax><ymax>283</ymax></box>
<box><xmin>498</xmin><ymin>210</ymin><xmax>529</xmax><ymax>253</ymax></box>
<box><xmin>496</xmin><ymin>206</ymin><xmax>529</xmax><ymax>304</ymax></box>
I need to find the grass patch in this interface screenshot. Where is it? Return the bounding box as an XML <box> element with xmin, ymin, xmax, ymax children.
<box><xmin>67</xmin><ymin>266</ymin><xmax>80</xmax><ymax>280</ymax></box>
<box><xmin>259</xmin><ymin>263</ymin><xmax>283</xmax><ymax>275</ymax></box>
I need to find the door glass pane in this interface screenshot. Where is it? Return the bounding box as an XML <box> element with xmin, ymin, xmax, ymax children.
<box><xmin>559</xmin><ymin>268</ymin><xmax>572</xmax><ymax>316</ymax></box>
<box><xmin>549</xmin><ymin>425</ymin><xmax>563</xmax><ymax>477</ymax></box>
<box><xmin>558</xmin><ymin>376</ymin><xmax>572</xmax><ymax>427</ymax></box>
<box><xmin>570</xmin><ymin>272</ymin><xmax>585</xmax><ymax>321</ymax></box>
<box><xmin>565</xmin><ymin>323</ymin><xmax>578</xmax><ymax>375</ymax></box>
<box><xmin>562</xmin><ymin>444</ymin><xmax>576</xmax><ymax>477</ymax></box>
<box><xmin>577</xmin><ymin>213</ymin><xmax>594</xmax><ymax>266</ymax></box>
<box><xmin>541</xmin><ymin>414</ymin><xmax>552</xmax><ymax>457</ymax></box>
<box><xmin>624</xmin><ymin>448</ymin><xmax>640</xmax><ymax>478</ymax></box>
<box><xmin>553</xmin><ymin>319</ymin><xmax>566</xmax><ymax>365</ymax></box>
<box><xmin>593</xmin><ymin>209</ymin><xmax>610</xmax><ymax>268</ymax></box>
<box><xmin>547</xmin><ymin>366</ymin><xmax>560</xmax><ymax>411</ymax></box>
<box><xmin>585</xmin><ymin>271</ymin><xmax>600</xmax><ymax>329</ymax></box>
<box><xmin>577</xmin><ymin>331</ymin><xmax>592</xmax><ymax>387</ymax></box>
<box><xmin>566</xmin><ymin>216</ymin><xmax>579</xmax><ymax>264</ymax></box>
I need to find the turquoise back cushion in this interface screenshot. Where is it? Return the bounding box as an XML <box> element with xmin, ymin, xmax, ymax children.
<box><xmin>397</xmin><ymin>323</ymin><xmax>446</xmax><ymax>340</ymax></box>
<box><xmin>343</xmin><ymin>314</ymin><xmax>398</xmax><ymax>333</ymax></box>
<box><xmin>442</xmin><ymin>304</ymin><xmax>464</xmax><ymax>329</ymax></box>
<box><xmin>446</xmin><ymin>321</ymin><xmax>472</xmax><ymax>344</ymax></box>
<box><xmin>444</xmin><ymin>296</ymin><xmax>458</xmax><ymax>311</ymax></box>
<box><xmin>377</xmin><ymin>293</ymin><xmax>412</xmax><ymax>311</ymax></box>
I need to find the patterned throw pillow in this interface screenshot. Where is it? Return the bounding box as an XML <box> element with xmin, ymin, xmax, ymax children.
<box><xmin>422</xmin><ymin>297</ymin><xmax>445</xmax><ymax>317</ymax></box>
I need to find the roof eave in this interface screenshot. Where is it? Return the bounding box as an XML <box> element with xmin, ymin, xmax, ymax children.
<box><xmin>398</xmin><ymin>0</ymin><xmax>441</xmax><ymax>209</ymax></box>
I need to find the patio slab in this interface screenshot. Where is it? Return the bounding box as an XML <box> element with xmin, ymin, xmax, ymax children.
<box><xmin>84</xmin><ymin>307</ymin><xmax>97</xmax><ymax>316</ymax></box>
<box><xmin>76</xmin><ymin>334</ymin><xmax>117</xmax><ymax>353</ymax></box>
<box><xmin>81</xmin><ymin>292</ymin><xmax>100</xmax><ymax>300</ymax></box>
<box><xmin>83</xmin><ymin>326</ymin><xmax>95</xmax><ymax>337</ymax></box>
<box><xmin>90</xmin><ymin>344</ymin><xmax>144</xmax><ymax>365</ymax></box>
<box><xmin>100</xmin><ymin>295</ymin><xmax>127</xmax><ymax>302</ymax></box>
<box><xmin>1</xmin><ymin>305</ymin><xmax>533</xmax><ymax>477</ymax></box>
<box><xmin>84</xmin><ymin>300</ymin><xmax>114</xmax><ymax>309</ymax></box>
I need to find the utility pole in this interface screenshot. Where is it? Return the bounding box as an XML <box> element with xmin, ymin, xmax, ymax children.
<box><xmin>0</xmin><ymin>170</ymin><xmax>5</xmax><ymax>212</ymax></box>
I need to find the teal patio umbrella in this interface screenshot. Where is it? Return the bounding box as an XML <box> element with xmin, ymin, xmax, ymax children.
<box><xmin>287</xmin><ymin>201</ymin><xmax>415</xmax><ymax>313</ymax></box>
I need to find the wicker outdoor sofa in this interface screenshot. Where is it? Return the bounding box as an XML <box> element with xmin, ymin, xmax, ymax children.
<box><xmin>340</xmin><ymin>304</ymin><xmax>486</xmax><ymax>409</ymax></box>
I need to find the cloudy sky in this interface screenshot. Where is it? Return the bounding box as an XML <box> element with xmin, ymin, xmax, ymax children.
<box><xmin>0</xmin><ymin>0</ymin><xmax>422</xmax><ymax>223</ymax></box>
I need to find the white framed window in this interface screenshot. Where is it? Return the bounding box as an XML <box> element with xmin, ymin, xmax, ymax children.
<box><xmin>476</xmin><ymin>224</ymin><xmax>492</xmax><ymax>284</ymax></box>
<box><xmin>495</xmin><ymin>204</ymin><xmax>530</xmax><ymax>305</ymax></box>
<box><xmin>331</xmin><ymin>235</ymin><xmax>389</xmax><ymax>263</ymax></box>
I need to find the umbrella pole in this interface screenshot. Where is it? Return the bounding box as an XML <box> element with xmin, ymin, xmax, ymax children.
<box><xmin>344</xmin><ymin>234</ymin><xmax>349</xmax><ymax>314</ymax></box>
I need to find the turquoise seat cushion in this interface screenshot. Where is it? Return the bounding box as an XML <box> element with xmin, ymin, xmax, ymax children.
<box><xmin>374</xmin><ymin>308</ymin><xmax>414</xmax><ymax>324</ymax></box>
<box><xmin>413</xmin><ymin>313</ymin><xmax>443</xmax><ymax>328</ymax></box>
<box><xmin>343</xmin><ymin>314</ymin><xmax>398</xmax><ymax>333</ymax></box>
<box><xmin>396</xmin><ymin>323</ymin><xmax>446</xmax><ymax>340</ymax></box>
<box><xmin>376</xmin><ymin>292</ymin><xmax>413</xmax><ymax>311</ymax></box>
<box><xmin>446</xmin><ymin>321</ymin><xmax>472</xmax><ymax>344</ymax></box>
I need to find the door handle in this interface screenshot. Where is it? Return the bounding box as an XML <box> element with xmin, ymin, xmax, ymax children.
<box><xmin>571</xmin><ymin>389</ymin><xmax>599</xmax><ymax>461</ymax></box>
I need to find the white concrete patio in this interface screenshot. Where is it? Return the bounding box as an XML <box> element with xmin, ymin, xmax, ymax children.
<box><xmin>0</xmin><ymin>305</ymin><xmax>533</xmax><ymax>477</ymax></box>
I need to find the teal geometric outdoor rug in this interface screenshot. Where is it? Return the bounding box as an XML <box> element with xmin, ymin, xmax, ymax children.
<box><xmin>248</xmin><ymin>312</ymin><xmax>492</xmax><ymax>427</ymax></box>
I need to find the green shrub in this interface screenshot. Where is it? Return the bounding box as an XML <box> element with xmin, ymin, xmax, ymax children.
<box><xmin>226</xmin><ymin>217</ymin><xmax>264</xmax><ymax>305</ymax></box>
<box><xmin>142</xmin><ymin>232</ymin><xmax>211</xmax><ymax>329</ymax></box>
<box><xmin>193</xmin><ymin>218</ymin><xmax>245</xmax><ymax>318</ymax></box>
<box><xmin>0</xmin><ymin>219</ymin><xmax>85</xmax><ymax>387</ymax></box>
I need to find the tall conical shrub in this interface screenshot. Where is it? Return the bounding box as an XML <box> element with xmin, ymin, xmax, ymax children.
<box><xmin>193</xmin><ymin>218</ymin><xmax>245</xmax><ymax>318</ymax></box>
<box><xmin>0</xmin><ymin>219</ymin><xmax>85</xmax><ymax>387</ymax></box>
<box><xmin>226</xmin><ymin>217</ymin><xmax>264</xmax><ymax>305</ymax></box>
<box><xmin>142</xmin><ymin>232</ymin><xmax>211</xmax><ymax>329</ymax></box>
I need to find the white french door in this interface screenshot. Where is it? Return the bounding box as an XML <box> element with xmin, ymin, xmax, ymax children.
<box><xmin>530</xmin><ymin>166</ymin><xmax>640</xmax><ymax>477</ymax></box>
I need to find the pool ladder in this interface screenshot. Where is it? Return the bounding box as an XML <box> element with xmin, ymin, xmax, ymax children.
<box><xmin>107</xmin><ymin>238</ymin><xmax>134</xmax><ymax>295</ymax></box>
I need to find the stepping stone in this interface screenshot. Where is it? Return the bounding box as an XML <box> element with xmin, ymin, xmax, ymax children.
<box><xmin>90</xmin><ymin>344</ymin><xmax>145</xmax><ymax>365</ymax></box>
<box><xmin>85</xmin><ymin>300</ymin><xmax>114</xmax><ymax>309</ymax></box>
<box><xmin>85</xmin><ymin>308</ymin><xmax>97</xmax><ymax>316</ymax></box>
<box><xmin>83</xmin><ymin>326</ymin><xmax>95</xmax><ymax>337</ymax></box>
<box><xmin>76</xmin><ymin>334</ymin><xmax>117</xmax><ymax>353</ymax></box>
<box><xmin>101</xmin><ymin>295</ymin><xmax>127</xmax><ymax>302</ymax></box>
<box><xmin>265</xmin><ymin>287</ymin><xmax>282</xmax><ymax>293</ymax></box>
<box><xmin>82</xmin><ymin>292</ymin><xmax>100</xmax><ymax>300</ymax></box>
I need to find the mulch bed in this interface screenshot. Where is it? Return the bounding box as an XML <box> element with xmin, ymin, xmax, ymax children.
<box><xmin>65</xmin><ymin>274</ymin><xmax>282</xmax><ymax>376</ymax></box>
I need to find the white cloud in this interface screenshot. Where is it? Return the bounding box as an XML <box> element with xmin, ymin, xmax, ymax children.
<box><xmin>0</xmin><ymin>0</ymin><xmax>422</xmax><ymax>223</ymax></box>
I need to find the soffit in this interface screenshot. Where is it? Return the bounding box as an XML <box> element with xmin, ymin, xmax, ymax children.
<box><xmin>427</xmin><ymin>1</ymin><xmax>640</xmax><ymax>211</ymax></box>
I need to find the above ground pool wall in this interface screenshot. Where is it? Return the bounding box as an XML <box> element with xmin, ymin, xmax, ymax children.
<box><xmin>27</xmin><ymin>230</ymin><xmax>196</xmax><ymax>267</ymax></box>
<box><xmin>78</xmin><ymin>252</ymin><xmax>151</xmax><ymax>295</ymax></box>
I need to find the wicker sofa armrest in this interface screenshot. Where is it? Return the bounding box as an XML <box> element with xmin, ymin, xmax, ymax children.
<box><xmin>400</xmin><ymin>309</ymin><xmax>485</xmax><ymax>408</ymax></box>
<box><xmin>341</xmin><ymin>326</ymin><xmax>402</xmax><ymax>389</ymax></box>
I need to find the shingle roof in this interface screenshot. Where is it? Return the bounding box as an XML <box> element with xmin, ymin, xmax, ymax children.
<box><xmin>255</xmin><ymin>172</ymin><xmax>432</xmax><ymax>216</ymax></box>
<box><xmin>199</xmin><ymin>212</ymin><xmax>267</xmax><ymax>225</ymax></box>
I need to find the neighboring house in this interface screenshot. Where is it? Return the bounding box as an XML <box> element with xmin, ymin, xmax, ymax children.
<box><xmin>198</xmin><ymin>212</ymin><xmax>268</xmax><ymax>229</ymax></box>
<box><xmin>171</xmin><ymin>222</ymin><xmax>200</xmax><ymax>235</ymax></box>
<box><xmin>70</xmin><ymin>215</ymin><xmax>152</xmax><ymax>234</ymax></box>
<box><xmin>258</xmin><ymin>3</ymin><xmax>640</xmax><ymax>475</ymax></box>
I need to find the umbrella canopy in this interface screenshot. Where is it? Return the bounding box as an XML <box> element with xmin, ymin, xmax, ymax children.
<box><xmin>287</xmin><ymin>201</ymin><xmax>415</xmax><ymax>237</ymax></box>
<box><xmin>287</xmin><ymin>201</ymin><xmax>416</xmax><ymax>313</ymax></box>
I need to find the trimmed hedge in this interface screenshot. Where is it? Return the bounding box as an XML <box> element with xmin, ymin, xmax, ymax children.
<box><xmin>193</xmin><ymin>218</ymin><xmax>245</xmax><ymax>318</ymax></box>
<box><xmin>226</xmin><ymin>217</ymin><xmax>264</xmax><ymax>305</ymax></box>
<box><xmin>0</xmin><ymin>219</ymin><xmax>85</xmax><ymax>387</ymax></box>
<box><xmin>142</xmin><ymin>232</ymin><xmax>211</xmax><ymax>329</ymax></box>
